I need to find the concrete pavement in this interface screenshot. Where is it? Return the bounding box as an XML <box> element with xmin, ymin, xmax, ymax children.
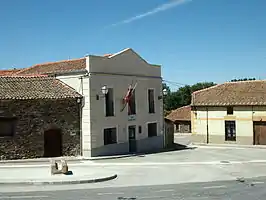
<box><xmin>1</xmin><ymin>177</ymin><xmax>266</xmax><ymax>199</ymax></box>
<box><xmin>0</xmin><ymin>163</ymin><xmax>117</xmax><ymax>185</ymax></box>
<box><xmin>1</xmin><ymin>146</ymin><xmax>266</xmax><ymax>193</ymax></box>
<box><xmin>2</xmin><ymin>137</ymin><xmax>266</xmax><ymax>193</ymax></box>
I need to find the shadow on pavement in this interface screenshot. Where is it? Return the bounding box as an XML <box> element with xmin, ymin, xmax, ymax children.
<box><xmin>134</xmin><ymin>143</ymin><xmax>197</xmax><ymax>157</ymax></box>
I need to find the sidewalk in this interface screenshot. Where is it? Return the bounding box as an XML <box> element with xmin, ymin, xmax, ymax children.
<box><xmin>192</xmin><ymin>142</ymin><xmax>266</xmax><ymax>149</ymax></box>
<box><xmin>0</xmin><ymin>154</ymin><xmax>136</xmax><ymax>165</ymax></box>
<box><xmin>0</xmin><ymin>164</ymin><xmax>117</xmax><ymax>186</ymax></box>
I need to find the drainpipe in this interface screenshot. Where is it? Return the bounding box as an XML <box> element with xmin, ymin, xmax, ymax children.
<box><xmin>79</xmin><ymin>77</ymin><xmax>84</xmax><ymax>156</ymax></box>
<box><xmin>252</xmin><ymin>105</ymin><xmax>254</xmax><ymax>145</ymax></box>
<box><xmin>206</xmin><ymin>107</ymin><xmax>209</xmax><ymax>144</ymax></box>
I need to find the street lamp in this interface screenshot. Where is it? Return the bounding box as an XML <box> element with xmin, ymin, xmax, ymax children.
<box><xmin>162</xmin><ymin>88</ymin><xmax>167</xmax><ymax>96</ymax></box>
<box><xmin>96</xmin><ymin>85</ymin><xmax>108</xmax><ymax>100</ymax></box>
<box><xmin>101</xmin><ymin>85</ymin><xmax>108</xmax><ymax>95</ymax></box>
<box><xmin>162</xmin><ymin>88</ymin><xmax>168</xmax><ymax>149</ymax></box>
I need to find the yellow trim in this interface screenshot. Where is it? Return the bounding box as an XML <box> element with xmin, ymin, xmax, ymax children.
<box><xmin>253</xmin><ymin>116</ymin><xmax>266</xmax><ymax>121</ymax></box>
<box><xmin>224</xmin><ymin>115</ymin><xmax>236</xmax><ymax>120</ymax></box>
<box><xmin>199</xmin><ymin>117</ymin><xmax>251</xmax><ymax>121</ymax></box>
<box><xmin>191</xmin><ymin>111</ymin><xmax>196</xmax><ymax>135</ymax></box>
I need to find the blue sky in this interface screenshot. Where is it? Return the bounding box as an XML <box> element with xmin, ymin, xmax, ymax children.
<box><xmin>0</xmin><ymin>0</ymin><xmax>265</xmax><ymax>90</ymax></box>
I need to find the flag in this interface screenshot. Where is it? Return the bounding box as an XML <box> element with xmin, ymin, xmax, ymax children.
<box><xmin>120</xmin><ymin>83</ymin><xmax>137</xmax><ymax>112</ymax></box>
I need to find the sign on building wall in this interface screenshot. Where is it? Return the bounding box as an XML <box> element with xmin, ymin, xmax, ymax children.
<box><xmin>128</xmin><ymin>115</ymin><xmax>136</xmax><ymax>121</ymax></box>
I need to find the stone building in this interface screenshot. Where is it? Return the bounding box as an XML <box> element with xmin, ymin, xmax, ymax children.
<box><xmin>166</xmin><ymin>106</ymin><xmax>191</xmax><ymax>133</ymax></box>
<box><xmin>0</xmin><ymin>76</ymin><xmax>82</xmax><ymax>160</ymax></box>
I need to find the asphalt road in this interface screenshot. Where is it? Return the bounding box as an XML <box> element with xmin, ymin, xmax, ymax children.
<box><xmin>1</xmin><ymin>176</ymin><xmax>266</xmax><ymax>200</ymax></box>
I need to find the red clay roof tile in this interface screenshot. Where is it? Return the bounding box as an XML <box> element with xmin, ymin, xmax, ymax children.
<box><xmin>15</xmin><ymin>58</ymin><xmax>86</xmax><ymax>76</ymax></box>
<box><xmin>191</xmin><ymin>80</ymin><xmax>266</xmax><ymax>106</ymax></box>
<box><xmin>166</xmin><ymin>105</ymin><xmax>191</xmax><ymax>121</ymax></box>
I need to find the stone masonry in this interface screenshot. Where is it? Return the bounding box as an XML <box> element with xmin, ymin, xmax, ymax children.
<box><xmin>0</xmin><ymin>99</ymin><xmax>81</xmax><ymax>160</ymax></box>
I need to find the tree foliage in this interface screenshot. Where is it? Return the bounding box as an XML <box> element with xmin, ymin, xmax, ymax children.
<box><xmin>230</xmin><ymin>78</ymin><xmax>256</xmax><ymax>82</ymax></box>
<box><xmin>163</xmin><ymin>82</ymin><xmax>216</xmax><ymax>112</ymax></box>
<box><xmin>163</xmin><ymin>77</ymin><xmax>256</xmax><ymax>114</ymax></box>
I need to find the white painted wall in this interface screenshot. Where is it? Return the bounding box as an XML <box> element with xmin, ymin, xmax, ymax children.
<box><xmin>57</xmin><ymin>48</ymin><xmax>163</xmax><ymax>155</ymax></box>
<box><xmin>57</xmin><ymin>74</ymin><xmax>92</xmax><ymax>157</ymax></box>
<box><xmin>193</xmin><ymin>106</ymin><xmax>266</xmax><ymax>139</ymax></box>
<box><xmin>87</xmin><ymin>49</ymin><xmax>163</xmax><ymax>149</ymax></box>
<box><xmin>86</xmin><ymin>49</ymin><xmax>161</xmax><ymax>77</ymax></box>
<box><xmin>88</xmin><ymin>74</ymin><xmax>163</xmax><ymax>148</ymax></box>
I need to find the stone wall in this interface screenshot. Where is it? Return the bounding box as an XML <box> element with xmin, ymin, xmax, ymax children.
<box><xmin>0</xmin><ymin>99</ymin><xmax>81</xmax><ymax>160</ymax></box>
<box><xmin>175</xmin><ymin>121</ymin><xmax>191</xmax><ymax>133</ymax></box>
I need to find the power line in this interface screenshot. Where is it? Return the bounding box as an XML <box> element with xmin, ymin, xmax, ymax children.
<box><xmin>163</xmin><ymin>78</ymin><xmax>266</xmax><ymax>95</ymax></box>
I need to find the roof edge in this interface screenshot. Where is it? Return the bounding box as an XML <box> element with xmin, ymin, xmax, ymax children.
<box><xmin>15</xmin><ymin>57</ymin><xmax>86</xmax><ymax>75</ymax></box>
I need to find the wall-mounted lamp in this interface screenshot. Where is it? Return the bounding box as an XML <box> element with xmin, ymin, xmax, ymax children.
<box><xmin>158</xmin><ymin>88</ymin><xmax>168</xmax><ymax>100</ymax></box>
<box><xmin>162</xmin><ymin>89</ymin><xmax>167</xmax><ymax>96</ymax></box>
<box><xmin>194</xmin><ymin>111</ymin><xmax>198</xmax><ymax>118</ymax></box>
<box><xmin>101</xmin><ymin>85</ymin><xmax>108</xmax><ymax>95</ymax></box>
<box><xmin>96</xmin><ymin>85</ymin><xmax>109</xmax><ymax>100</ymax></box>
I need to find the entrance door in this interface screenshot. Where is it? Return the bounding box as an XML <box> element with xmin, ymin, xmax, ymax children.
<box><xmin>254</xmin><ymin>122</ymin><xmax>266</xmax><ymax>145</ymax></box>
<box><xmin>43</xmin><ymin>128</ymin><xmax>62</xmax><ymax>157</ymax></box>
<box><xmin>128</xmin><ymin>125</ymin><xmax>137</xmax><ymax>153</ymax></box>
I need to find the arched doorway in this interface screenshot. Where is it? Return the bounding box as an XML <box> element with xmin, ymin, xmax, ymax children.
<box><xmin>43</xmin><ymin>128</ymin><xmax>62</xmax><ymax>157</ymax></box>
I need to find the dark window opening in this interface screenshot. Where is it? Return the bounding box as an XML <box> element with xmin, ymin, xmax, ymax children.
<box><xmin>225</xmin><ymin>121</ymin><xmax>236</xmax><ymax>141</ymax></box>
<box><xmin>148</xmin><ymin>122</ymin><xmax>157</xmax><ymax>137</ymax></box>
<box><xmin>227</xmin><ymin>106</ymin><xmax>233</xmax><ymax>115</ymax></box>
<box><xmin>138</xmin><ymin>126</ymin><xmax>142</xmax><ymax>133</ymax></box>
<box><xmin>0</xmin><ymin>117</ymin><xmax>17</xmax><ymax>137</ymax></box>
<box><xmin>104</xmin><ymin>128</ymin><xmax>117</xmax><ymax>145</ymax></box>
<box><xmin>105</xmin><ymin>88</ymin><xmax>114</xmax><ymax>117</ymax></box>
<box><xmin>148</xmin><ymin>89</ymin><xmax>155</xmax><ymax>113</ymax></box>
<box><xmin>128</xmin><ymin>90</ymin><xmax>136</xmax><ymax>115</ymax></box>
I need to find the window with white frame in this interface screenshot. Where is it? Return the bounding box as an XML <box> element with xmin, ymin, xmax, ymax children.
<box><xmin>128</xmin><ymin>90</ymin><xmax>136</xmax><ymax>115</ymax></box>
<box><xmin>225</xmin><ymin>121</ymin><xmax>236</xmax><ymax>141</ymax></box>
<box><xmin>148</xmin><ymin>122</ymin><xmax>157</xmax><ymax>137</ymax></box>
<box><xmin>105</xmin><ymin>88</ymin><xmax>114</xmax><ymax>117</ymax></box>
<box><xmin>148</xmin><ymin>89</ymin><xmax>155</xmax><ymax>113</ymax></box>
<box><xmin>104</xmin><ymin>127</ymin><xmax>117</xmax><ymax>145</ymax></box>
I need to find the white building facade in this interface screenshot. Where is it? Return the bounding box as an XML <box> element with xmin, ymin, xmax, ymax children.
<box><xmin>53</xmin><ymin>48</ymin><xmax>164</xmax><ymax>157</ymax></box>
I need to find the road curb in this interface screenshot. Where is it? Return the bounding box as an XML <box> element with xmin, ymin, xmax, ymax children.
<box><xmin>0</xmin><ymin>174</ymin><xmax>118</xmax><ymax>186</ymax></box>
<box><xmin>0</xmin><ymin>155</ymin><xmax>137</xmax><ymax>164</ymax></box>
<box><xmin>192</xmin><ymin>143</ymin><xmax>266</xmax><ymax>149</ymax></box>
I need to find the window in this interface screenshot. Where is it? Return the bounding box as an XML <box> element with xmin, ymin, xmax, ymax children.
<box><xmin>105</xmin><ymin>88</ymin><xmax>114</xmax><ymax>117</ymax></box>
<box><xmin>138</xmin><ymin>126</ymin><xmax>142</xmax><ymax>134</ymax></box>
<box><xmin>104</xmin><ymin>128</ymin><xmax>117</xmax><ymax>145</ymax></box>
<box><xmin>0</xmin><ymin>117</ymin><xmax>17</xmax><ymax>137</ymax></box>
<box><xmin>227</xmin><ymin>106</ymin><xmax>233</xmax><ymax>115</ymax></box>
<box><xmin>225</xmin><ymin>121</ymin><xmax>236</xmax><ymax>141</ymax></box>
<box><xmin>148</xmin><ymin>122</ymin><xmax>157</xmax><ymax>137</ymax></box>
<box><xmin>128</xmin><ymin>90</ymin><xmax>136</xmax><ymax>115</ymax></box>
<box><xmin>148</xmin><ymin>89</ymin><xmax>155</xmax><ymax>113</ymax></box>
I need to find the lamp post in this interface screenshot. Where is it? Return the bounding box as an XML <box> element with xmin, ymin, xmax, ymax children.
<box><xmin>162</xmin><ymin>88</ymin><xmax>167</xmax><ymax>148</ymax></box>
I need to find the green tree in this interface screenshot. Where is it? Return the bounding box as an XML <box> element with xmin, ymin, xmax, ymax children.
<box><xmin>230</xmin><ymin>78</ymin><xmax>256</xmax><ymax>82</ymax></box>
<box><xmin>163</xmin><ymin>82</ymin><xmax>216</xmax><ymax>112</ymax></box>
<box><xmin>164</xmin><ymin>91</ymin><xmax>182</xmax><ymax>111</ymax></box>
<box><xmin>178</xmin><ymin>82</ymin><xmax>216</xmax><ymax>106</ymax></box>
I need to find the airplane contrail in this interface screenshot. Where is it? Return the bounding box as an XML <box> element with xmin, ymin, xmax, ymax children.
<box><xmin>106</xmin><ymin>0</ymin><xmax>192</xmax><ymax>28</ymax></box>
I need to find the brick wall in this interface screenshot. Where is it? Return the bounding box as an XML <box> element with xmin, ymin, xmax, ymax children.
<box><xmin>0</xmin><ymin>99</ymin><xmax>81</xmax><ymax>160</ymax></box>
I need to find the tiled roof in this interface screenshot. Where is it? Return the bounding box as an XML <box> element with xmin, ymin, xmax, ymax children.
<box><xmin>15</xmin><ymin>58</ymin><xmax>86</xmax><ymax>75</ymax></box>
<box><xmin>191</xmin><ymin>80</ymin><xmax>266</xmax><ymax>106</ymax></box>
<box><xmin>166</xmin><ymin>106</ymin><xmax>191</xmax><ymax>121</ymax></box>
<box><xmin>0</xmin><ymin>76</ymin><xmax>82</xmax><ymax>100</ymax></box>
<box><xmin>0</xmin><ymin>69</ymin><xmax>21</xmax><ymax>76</ymax></box>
